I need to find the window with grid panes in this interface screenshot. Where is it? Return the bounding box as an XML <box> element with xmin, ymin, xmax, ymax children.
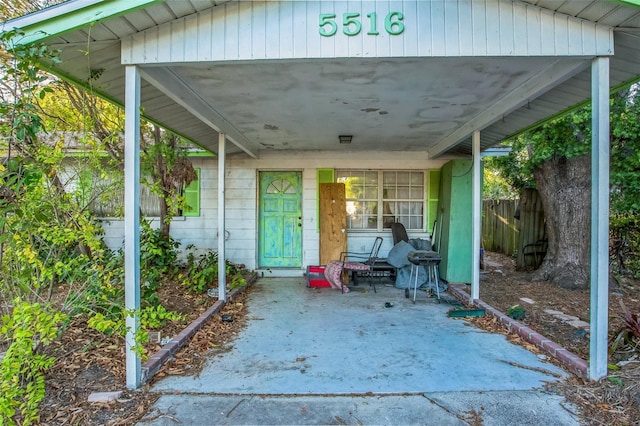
<box><xmin>336</xmin><ymin>170</ymin><xmax>425</xmax><ymax>231</ymax></box>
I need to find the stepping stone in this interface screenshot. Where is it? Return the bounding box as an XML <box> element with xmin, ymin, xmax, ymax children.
<box><xmin>555</xmin><ymin>313</ymin><xmax>579</xmax><ymax>322</ymax></box>
<box><xmin>520</xmin><ymin>297</ymin><xmax>536</xmax><ymax>304</ymax></box>
<box><xmin>567</xmin><ymin>319</ymin><xmax>590</xmax><ymax>329</ymax></box>
<box><xmin>543</xmin><ymin>309</ymin><xmax>589</xmax><ymax>329</ymax></box>
<box><xmin>88</xmin><ymin>391</ymin><xmax>123</xmax><ymax>403</ymax></box>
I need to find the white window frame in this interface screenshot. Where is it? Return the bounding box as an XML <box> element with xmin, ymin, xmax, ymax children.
<box><xmin>336</xmin><ymin>169</ymin><xmax>426</xmax><ymax>232</ymax></box>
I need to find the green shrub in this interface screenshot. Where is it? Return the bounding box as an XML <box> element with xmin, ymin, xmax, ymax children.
<box><xmin>0</xmin><ymin>302</ymin><xmax>67</xmax><ymax>425</ymax></box>
<box><xmin>180</xmin><ymin>249</ymin><xmax>247</xmax><ymax>294</ymax></box>
<box><xmin>140</xmin><ymin>224</ymin><xmax>179</xmax><ymax>275</ymax></box>
<box><xmin>229</xmin><ymin>270</ymin><xmax>246</xmax><ymax>290</ymax></box>
<box><xmin>140</xmin><ymin>305</ymin><xmax>184</xmax><ymax>330</ymax></box>
<box><xmin>87</xmin><ymin>312</ymin><xmax>124</xmax><ymax>337</ymax></box>
<box><xmin>181</xmin><ymin>250</ymin><xmax>218</xmax><ymax>294</ymax></box>
<box><xmin>139</xmin><ymin>224</ymin><xmax>181</xmax><ymax>305</ymax></box>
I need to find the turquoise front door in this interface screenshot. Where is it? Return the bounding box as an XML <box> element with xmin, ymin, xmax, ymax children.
<box><xmin>258</xmin><ymin>171</ymin><xmax>303</xmax><ymax>268</ymax></box>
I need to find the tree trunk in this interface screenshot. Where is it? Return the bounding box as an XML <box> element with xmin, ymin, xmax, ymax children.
<box><xmin>530</xmin><ymin>155</ymin><xmax>591</xmax><ymax>289</ymax></box>
<box><xmin>159</xmin><ymin>191</ymin><xmax>170</xmax><ymax>236</ymax></box>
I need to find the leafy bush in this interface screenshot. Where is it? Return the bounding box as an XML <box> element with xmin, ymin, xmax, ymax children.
<box><xmin>0</xmin><ymin>156</ymin><xmax>107</xmax><ymax>310</ymax></box>
<box><xmin>139</xmin><ymin>223</ymin><xmax>180</xmax><ymax>306</ymax></box>
<box><xmin>140</xmin><ymin>305</ymin><xmax>184</xmax><ymax>330</ymax></box>
<box><xmin>228</xmin><ymin>268</ymin><xmax>247</xmax><ymax>290</ymax></box>
<box><xmin>87</xmin><ymin>304</ymin><xmax>184</xmax><ymax>361</ymax></box>
<box><xmin>79</xmin><ymin>225</ymin><xmax>180</xmax><ymax>322</ymax></box>
<box><xmin>140</xmin><ymin>222</ymin><xmax>179</xmax><ymax>276</ymax></box>
<box><xmin>87</xmin><ymin>312</ymin><xmax>124</xmax><ymax>337</ymax></box>
<box><xmin>181</xmin><ymin>250</ymin><xmax>218</xmax><ymax>294</ymax></box>
<box><xmin>610</xmin><ymin>300</ymin><xmax>640</xmax><ymax>355</ymax></box>
<box><xmin>0</xmin><ymin>302</ymin><xmax>67</xmax><ymax>425</ymax></box>
<box><xmin>180</xmin><ymin>249</ymin><xmax>246</xmax><ymax>294</ymax></box>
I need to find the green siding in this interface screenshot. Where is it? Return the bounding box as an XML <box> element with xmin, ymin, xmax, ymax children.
<box><xmin>437</xmin><ymin>160</ymin><xmax>473</xmax><ymax>284</ymax></box>
<box><xmin>316</xmin><ymin>168</ymin><xmax>334</xmax><ymax>232</ymax></box>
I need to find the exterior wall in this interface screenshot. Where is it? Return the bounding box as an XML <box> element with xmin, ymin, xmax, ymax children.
<box><xmin>99</xmin><ymin>156</ymin><xmax>219</xmax><ymax>255</ymax></box>
<box><xmin>123</xmin><ymin>0</ymin><xmax>613</xmax><ymax>64</ymax></box>
<box><xmin>101</xmin><ymin>150</ymin><xmax>448</xmax><ymax>275</ymax></box>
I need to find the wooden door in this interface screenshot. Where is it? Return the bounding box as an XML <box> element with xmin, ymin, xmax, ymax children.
<box><xmin>319</xmin><ymin>183</ymin><xmax>347</xmax><ymax>264</ymax></box>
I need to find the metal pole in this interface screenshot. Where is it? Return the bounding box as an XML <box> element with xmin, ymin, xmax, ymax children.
<box><xmin>471</xmin><ymin>130</ymin><xmax>481</xmax><ymax>302</ymax></box>
<box><xmin>589</xmin><ymin>57</ymin><xmax>610</xmax><ymax>380</ymax></box>
<box><xmin>124</xmin><ymin>65</ymin><xmax>141</xmax><ymax>389</ymax></box>
<box><xmin>218</xmin><ymin>133</ymin><xmax>227</xmax><ymax>301</ymax></box>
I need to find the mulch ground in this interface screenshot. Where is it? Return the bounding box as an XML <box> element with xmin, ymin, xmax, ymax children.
<box><xmin>473</xmin><ymin>251</ymin><xmax>640</xmax><ymax>425</ymax></box>
<box><xmin>31</xmin><ymin>253</ymin><xmax>640</xmax><ymax>425</ymax></box>
<box><xmin>39</xmin><ymin>282</ymin><xmax>250</xmax><ymax>425</ymax></box>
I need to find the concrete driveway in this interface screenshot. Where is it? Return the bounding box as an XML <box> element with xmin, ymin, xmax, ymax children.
<box><xmin>139</xmin><ymin>277</ymin><xmax>580</xmax><ymax>425</ymax></box>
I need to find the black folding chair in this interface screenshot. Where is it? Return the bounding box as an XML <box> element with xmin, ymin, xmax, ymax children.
<box><xmin>391</xmin><ymin>222</ymin><xmax>409</xmax><ymax>245</ymax></box>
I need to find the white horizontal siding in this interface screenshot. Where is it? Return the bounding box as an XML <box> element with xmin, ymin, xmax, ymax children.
<box><xmin>101</xmin><ymin>151</ymin><xmax>445</xmax><ymax>273</ymax></box>
<box><xmin>122</xmin><ymin>0</ymin><xmax>613</xmax><ymax>64</ymax></box>
<box><xmin>221</xmin><ymin>167</ymin><xmax>257</xmax><ymax>268</ymax></box>
<box><xmin>302</xmin><ymin>168</ymin><xmax>319</xmax><ymax>269</ymax></box>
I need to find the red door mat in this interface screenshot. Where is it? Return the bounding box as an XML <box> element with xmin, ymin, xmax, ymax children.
<box><xmin>306</xmin><ymin>265</ymin><xmax>331</xmax><ymax>288</ymax></box>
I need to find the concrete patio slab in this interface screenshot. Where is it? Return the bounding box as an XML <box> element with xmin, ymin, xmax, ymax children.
<box><xmin>139</xmin><ymin>277</ymin><xmax>580</xmax><ymax>425</ymax></box>
<box><xmin>152</xmin><ymin>278</ymin><xmax>566</xmax><ymax>395</ymax></box>
<box><xmin>140</xmin><ymin>391</ymin><xmax>579</xmax><ymax>426</ymax></box>
<box><xmin>140</xmin><ymin>394</ymin><xmax>466</xmax><ymax>425</ymax></box>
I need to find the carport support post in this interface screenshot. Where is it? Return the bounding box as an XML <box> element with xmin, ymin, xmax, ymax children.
<box><xmin>218</xmin><ymin>132</ymin><xmax>227</xmax><ymax>301</ymax></box>
<box><xmin>124</xmin><ymin>65</ymin><xmax>141</xmax><ymax>389</ymax></box>
<box><xmin>589</xmin><ymin>57</ymin><xmax>610</xmax><ymax>380</ymax></box>
<box><xmin>471</xmin><ymin>130</ymin><xmax>481</xmax><ymax>302</ymax></box>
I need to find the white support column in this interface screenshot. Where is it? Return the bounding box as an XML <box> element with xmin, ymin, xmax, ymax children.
<box><xmin>124</xmin><ymin>65</ymin><xmax>141</xmax><ymax>389</ymax></box>
<box><xmin>589</xmin><ymin>57</ymin><xmax>610</xmax><ymax>381</ymax></box>
<box><xmin>218</xmin><ymin>133</ymin><xmax>227</xmax><ymax>301</ymax></box>
<box><xmin>471</xmin><ymin>130</ymin><xmax>481</xmax><ymax>302</ymax></box>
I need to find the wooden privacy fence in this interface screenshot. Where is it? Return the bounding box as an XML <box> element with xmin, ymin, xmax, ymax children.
<box><xmin>482</xmin><ymin>199</ymin><xmax>519</xmax><ymax>257</ymax></box>
<box><xmin>482</xmin><ymin>189</ymin><xmax>547</xmax><ymax>270</ymax></box>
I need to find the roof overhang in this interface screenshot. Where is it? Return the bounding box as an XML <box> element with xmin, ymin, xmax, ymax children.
<box><xmin>3</xmin><ymin>0</ymin><xmax>640</xmax><ymax>158</ymax></box>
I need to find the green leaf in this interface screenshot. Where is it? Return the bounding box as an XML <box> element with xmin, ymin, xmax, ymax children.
<box><xmin>607</xmin><ymin>376</ymin><xmax>623</xmax><ymax>386</ymax></box>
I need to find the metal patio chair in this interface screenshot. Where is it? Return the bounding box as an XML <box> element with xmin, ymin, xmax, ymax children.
<box><xmin>340</xmin><ymin>237</ymin><xmax>394</xmax><ymax>293</ymax></box>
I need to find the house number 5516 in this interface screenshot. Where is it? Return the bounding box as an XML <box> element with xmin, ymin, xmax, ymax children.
<box><xmin>319</xmin><ymin>12</ymin><xmax>405</xmax><ymax>37</ymax></box>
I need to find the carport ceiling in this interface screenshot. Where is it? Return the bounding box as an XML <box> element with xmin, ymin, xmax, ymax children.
<box><xmin>151</xmin><ymin>56</ymin><xmax>586</xmax><ymax>155</ymax></box>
